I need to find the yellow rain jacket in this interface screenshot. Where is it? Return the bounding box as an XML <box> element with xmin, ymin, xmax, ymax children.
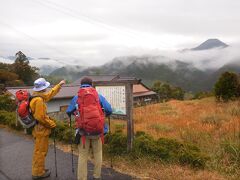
<box><xmin>30</xmin><ymin>83</ymin><xmax>62</xmax><ymax>176</ymax></box>
<box><xmin>30</xmin><ymin>84</ymin><xmax>61</xmax><ymax>137</ymax></box>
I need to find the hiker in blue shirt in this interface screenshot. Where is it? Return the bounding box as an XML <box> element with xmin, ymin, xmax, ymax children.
<box><xmin>66</xmin><ymin>86</ymin><xmax>112</xmax><ymax>117</ymax></box>
<box><xmin>66</xmin><ymin>77</ymin><xmax>112</xmax><ymax>180</ymax></box>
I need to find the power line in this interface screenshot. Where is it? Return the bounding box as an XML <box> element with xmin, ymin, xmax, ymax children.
<box><xmin>33</xmin><ymin>0</ymin><xmax>140</xmax><ymax>41</ymax></box>
<box><xmin>0</xmin><ymin>20</ymin><xmax>83</xmax><ymax>63</ymax></box>
<box><xmin>32</xmin><ymin>0</ymin><xmax>171</xmax><ymax>49</ymax></box>
<box><xmin>39</xmin><ymin>0</ymin><xmax>211</xmax><ymax>61</ymax></box>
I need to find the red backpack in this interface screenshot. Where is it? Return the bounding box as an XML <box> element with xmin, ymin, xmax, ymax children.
<box><xmin>16</xmin><ymin>90</ymin><xmax>38</xmax><ymax>128</ymax></box>
<box><xmin>74</xmin><ymin>87</ymin><xmax>104</xmax><ymax>145</ymax></box>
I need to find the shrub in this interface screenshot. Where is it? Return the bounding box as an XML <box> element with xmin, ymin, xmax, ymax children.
<box><xmin>105</xmin><ymin>131</ymin><xmax>208</xmax><ymax>168</ymax></box>
<box><xmin>155</xmin><ymin>138</ymin><xmax>182</xmax><ymax>162</ymax></box>
<box><xmin>221</xmin><ymin>141</ymin><xmax>240</xmax><ymax>164</ymax></box>
<box><xmin>178</xmin><ymin>144</ymin><xmax>209</xmax><ymax>169</ymax></box>
<box><xmin>214</xmin><ymin>72</ymin><xmax>240</xmax><ymax>102</ymax></box>
<box><xmin>104</xmin><ymin>132</ymin><xmax>127</xmax><ymax>155</ymax></box>
<box><xmin>62</xmin><ymin>128</ymin><xmax>74</xmax><ymax>143</ymax></box>
<box><xmin>132</xmin><ymin>132</ymin><xmax>157</xmax><ymax>159</ymax></box>
<box><xmin>0</xmin><ymin>94</ymin><xmax>16</xmax><ymax>111</ymax></box>
<box><xmin>0</xmin><ymin>110</ymin><xmax>23</xmax><ymax>130</ymax></box>
<box><xmin>0</xmin><ymin>110</ymin><xmax>74</xmax><ymax>141</ymax></box>
<box><xmin>193</xmin><ymin>91</ymin><xmax>213</xmax><ymax>99</ymax></box>
<box><xmin>152</xmin><ymin>80</ymin><xmax>185</xmax><ymax>100</ymax></box>
<box><xmin>51</xmin><ymin>120</ymin><xmax>74</xmax><ymax>142</ymax></box>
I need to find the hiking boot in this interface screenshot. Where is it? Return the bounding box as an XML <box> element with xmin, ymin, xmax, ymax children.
<box><xmin>32</xmin><ymin>169</ymin><xmax>51</xmax><ymax>180</ymax></box>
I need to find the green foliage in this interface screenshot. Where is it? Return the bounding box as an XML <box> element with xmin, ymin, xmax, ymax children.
<box><xmin>132</xmin><ymin>132</ymin><xmax>156</xmax><ymax>158</ymax></box>
<box><xmin>214</xmin><ymin>72</ymin><xmax>240</xmax><ymax>102</ymax></box>
<box><xmin>12</xmin><ymin>51</ymin><xmax>39</xmax><ymax>85</ymax></box>
<box><xmin>105</xmin><ymin>132</ymin><xmax>128</xmax><ymax>155</ymax></box>
<box><xmin>221</xmin><ymin>141</ymin><xmax>240</xmax><ymax>165</ymax></box>
<box><xmin>51</xmin><ymin>120</ymin><xmax>74</xmax><ymax>142</ymax></box>
<box><xmin>171</xmin><ymin>86</ymin><xmax>185</xmax><ymax>100</ymax></box>
<box><xmin>105</xmin><ymin>131</ymin><xmax>208</xmax><ymax>168</ymax></box>
<box><xmin>0</xmin><ymin>110</ymin><xmax>74</xmax><ymax>142</ymax></box>
<box><xmin>193</xmin><ymin>91</ymin><xmax>213</xmax><ymax>99</ymax></box>
<box><xmin>0</xmin><ymin>110</ymin><xmax>23</xmax><ymax>130</ymax></box>
<box><xmin>0</xmin><ymin>94</ymin><xmax>16</xmax><ymax>111</ymax></box>
<box><xmin>152</xmin><ymin>80</ymin><xmax>185</xmax><ymax>100</ymax></box>
<box><xmin>178</xmin><ymin>146</ymin><xmax>207</xmax><ymax>168</ymax></box>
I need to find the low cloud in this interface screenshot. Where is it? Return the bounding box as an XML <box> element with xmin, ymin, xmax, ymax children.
<box><xmin>159</xmin><ymin>46</ymin><xmax>240</xmax><ymax>70</ymax></box>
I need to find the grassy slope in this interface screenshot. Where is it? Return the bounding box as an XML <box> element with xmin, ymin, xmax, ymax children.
<box><xmin>110</xmin><ymin>97</ymin><xmax>240</xmax><ymax>179</ymax></box>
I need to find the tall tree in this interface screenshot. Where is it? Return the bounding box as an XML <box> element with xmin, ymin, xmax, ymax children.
<box><xmin>12</xmin><ymin>51</ymin><xmax>39</xmax><ymax>85</ymax></box>
<box><xmin>171</xmin><ymin>86</ymin><xmax>185</xmax><ymax>100</ymax></box>
<box><xmin>152</xmin><ymin>80</ymin><xmax>185</xmax><ymax>100</ymax></box>
<box><xmin>214</xmin><ymin>71</ymin><xmax>240</xmax><ymax>101</ymax></box>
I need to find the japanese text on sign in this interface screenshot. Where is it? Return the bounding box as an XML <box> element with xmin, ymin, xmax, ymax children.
<box><xmin>96</xmin><ymin>86</ymin><xmax>126</xmax><ymax>115</ymax></box>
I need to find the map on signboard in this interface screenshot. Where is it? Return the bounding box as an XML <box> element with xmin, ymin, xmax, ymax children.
<box><xmin>96</xmin><ymin>86</ymin><xmax>126</xmax><ymax>115</ymax></box>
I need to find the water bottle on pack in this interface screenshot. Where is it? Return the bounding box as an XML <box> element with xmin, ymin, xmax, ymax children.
<box><xmin>75</xmin><ymin>104</ymin><xmax>80</xmax><ymax>117</ymax></box>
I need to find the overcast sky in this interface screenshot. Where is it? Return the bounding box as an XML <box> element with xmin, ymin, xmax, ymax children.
<box><xmin>0</xmin><ymin>0</ymin><xmax>240</xmax><ymax>66</ymax></box>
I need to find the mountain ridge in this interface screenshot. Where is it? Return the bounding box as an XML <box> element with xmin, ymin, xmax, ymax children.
<box><xmin>191</xmin><ymin>39</ymin><xmax>229</xmax><ymax>51</ymax></box>
<box><xmin>49</xmin><ymin>55</ymin><xmax>240</xmax><ymax>92</ymax></box>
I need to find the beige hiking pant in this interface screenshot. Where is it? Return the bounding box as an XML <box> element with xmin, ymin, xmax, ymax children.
<box><xmin>78</xmin><ymin>137</ymin><xmax>102</xmax><ymax>180</ymax></box>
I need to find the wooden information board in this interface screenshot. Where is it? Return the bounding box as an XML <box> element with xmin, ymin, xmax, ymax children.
<box><xmin>94</xmin><ymin>80</ymin><xmax>139</xmax><ymax>151</ymax></box>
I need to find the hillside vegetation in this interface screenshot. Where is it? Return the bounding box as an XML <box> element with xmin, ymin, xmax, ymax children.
<box><xmin>110</xmin><ymin>98</ymin><xmax>240</xmax><ymax>179</ymax></box>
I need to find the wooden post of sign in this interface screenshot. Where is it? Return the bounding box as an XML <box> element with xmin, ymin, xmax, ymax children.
<box><xmin>126</xmin><ymin>83</ymin><xmax>134</xmax><ymax>152</ymax></box>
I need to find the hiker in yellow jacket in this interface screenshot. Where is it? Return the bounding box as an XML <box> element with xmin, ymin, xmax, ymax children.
<box><xmin>30</xmin><ymin>78</ymin><xmax>65</xmax><ymax>179</ymax></box>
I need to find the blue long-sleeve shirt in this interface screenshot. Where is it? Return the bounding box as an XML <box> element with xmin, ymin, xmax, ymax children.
<box><xmin>66</xmin><ymin>84</ymin><xmax>112</xmax><ymax>117</ymax></box>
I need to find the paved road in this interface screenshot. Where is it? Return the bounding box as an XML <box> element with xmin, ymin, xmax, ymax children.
<box><xmin>0</xmin><ymin>128</ymin><xmax>133</xmax><ymax>180</ymax></box>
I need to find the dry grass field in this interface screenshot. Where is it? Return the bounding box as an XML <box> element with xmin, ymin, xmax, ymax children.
<box><xmin>109</xmin><ymin>97</ymin><xmax>240</xmax><ymax>179</ymax></box>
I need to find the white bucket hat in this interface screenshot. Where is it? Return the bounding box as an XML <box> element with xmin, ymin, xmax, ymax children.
<box><xmin>33</xmin><ymin>78</ymin><xmax>50</xmax><ymax>92</ymax></box>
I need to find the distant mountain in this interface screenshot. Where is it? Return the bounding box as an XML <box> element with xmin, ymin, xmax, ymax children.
<box><xmin>50</xmin><ymin>56</ymin><xmax>207</xmax><ymax>92</ymax></box>
<box><xmin>49</xmin><ymin>65</ymin><xmax>86</xmax><ymax>80</ymax></box>
<box><xmin>6</xmin><ymin>56</ymin><xmax>16</xmax><ymax>60</ymax></box>
<box><xmin>38</xmin><ymin>57</ymin><xmax>50</xmax><ymax>60</ymax></box>
<box><xmin>39</xmin><ymin>65</ymin><xmax>60</xmax><ymax>75</ymax></box>
<box><xmin>50</xmin><ymin>54</ymin><xmax>240</xmax><ymax>92</ymax></box>
<box><xmin>191</xmin><ymin>39</ymin><xmax>229</xmax><ymax>51</ymax></box>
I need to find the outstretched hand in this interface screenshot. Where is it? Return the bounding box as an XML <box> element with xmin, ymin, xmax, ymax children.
<box><xmin>59</xmin><ymin>80</ymin><xmax>66</xmax><ymax>86</ymax></box>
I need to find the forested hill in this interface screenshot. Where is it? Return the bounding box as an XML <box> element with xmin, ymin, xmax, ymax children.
<box><xmin>50</xmin><ymin>56</ymin><xmax>240</xmax><ymax>92</ymax></box>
